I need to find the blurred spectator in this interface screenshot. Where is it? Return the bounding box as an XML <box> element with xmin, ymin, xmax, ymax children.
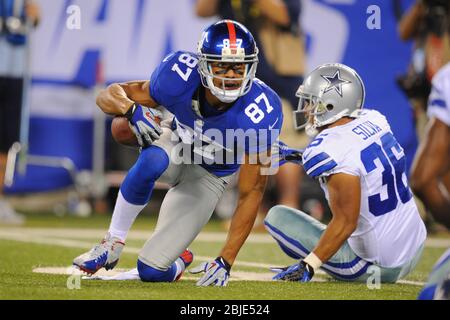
<box><xmin>397</xmin><ymin>0</ymin><xmax>450</xmax><ymax>138</ymax></box>
<box><xmin>410</xmin><ymin>61</ymin><xmax>450</xmax><ymax>230</ymax></box>
<box><xmin>0</xmin><ymin>0</ymin><xmax>40</xmax><ymax>224</ymax></box>
<box><xmin>196</xmin><ymin>0</ymin><xmax>312</xmax><ymax>224</ymax></box>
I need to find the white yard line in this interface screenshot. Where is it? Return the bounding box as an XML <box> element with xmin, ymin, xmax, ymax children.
<box><xmin>32</xmin><ymin>266</ymin><xmax>279</xmax><ymax>282</ymax></box>
<box><xmin>1</xmin><ymin>227</ymin><xmax>449</xmax><ymax>247</ymax></box>
<box><xmin>31</xmin><ymin>266</ymin><xmax>424</xmax><ymax>285</ymax></box>
<box><xmin>0</xmin><ymin>229</ymin><xmax>274</xmax><ymax>268</ymax></box>
<box><xmin>0</xmin><ymin>227</ymin><xmax>432</xmax><ymax>285</ymax></box>
<box><xmin>0</xmin><ymin>228</ymin><xmax>268</xmax><ymax>243</ymax></box>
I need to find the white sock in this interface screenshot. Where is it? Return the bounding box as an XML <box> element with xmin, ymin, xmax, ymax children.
<box><xmin>108</xmin><ymin>191</ymin><xmax>146</xmax><ymax>242</ymax></box>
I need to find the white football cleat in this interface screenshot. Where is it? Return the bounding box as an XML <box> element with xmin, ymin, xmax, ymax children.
<box><xmin>73</xmin><ymin>233</ymin><xmax>125</xmax><ymax>274</ymax></box>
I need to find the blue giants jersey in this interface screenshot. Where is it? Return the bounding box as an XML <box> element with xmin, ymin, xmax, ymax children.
<box><xmin>149</xmin><ymin>51</ymin><xmax>283</xmax><ymax>176</ymax></box>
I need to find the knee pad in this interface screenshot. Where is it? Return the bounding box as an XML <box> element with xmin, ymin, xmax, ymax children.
<box><xmin>264</xmin><ymin>205</ymin><xmax>289</xmax><ymax>228</ymax></box>
<box><xmin>265</xmin><ymin>205</ymin><xmax>305</xmax><ymax>260</ymax></box>
<box><xmin>265</xmin><ymin>205</ymin><xmax>314</xmax><ymax>231</ymax></box>
<box><xmin>120</xmin><ymin>146</ymin><xmax>169</xmax><ymax>205</ymax></box>
<box><xmin>134</xmin><ymin>146</ymin><xmax>170</xmax><ymax>181</ymax></box>
<box><xmin>137</xmin><ymin>259</ymin><xmax>177</xmax><ymax>282</ymax></box>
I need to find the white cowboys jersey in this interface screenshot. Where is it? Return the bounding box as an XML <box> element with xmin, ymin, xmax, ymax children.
<box><xmin>302</xmin><ymin>109</ymin><xmax>426</xmax><ymax>268</ymax></box>
<box><xmin>428</xmin><ymin>62</ymin><xmax>450</xmax><ymax>127</ymax></box>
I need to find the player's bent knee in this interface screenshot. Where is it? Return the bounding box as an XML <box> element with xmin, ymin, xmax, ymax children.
<box><xmin>120</xmin><ymin>145</ymin><xmax>170</xmax><ymax>204</ymax></box>
<box><xmin>264</xmin><ymin>206</ymin><xmax>304</xmax><ymax>260</ymax></box>
<box><xmin>265</xmin><ymin>205</ymin><xmax>294</xmax><ymax>228</ymax></box>
<box><xmin>136</xmin><ymin>146</ymin><xmax>169</xmax><ymax>181</ymax></box>
<box><xmin>137</xmin><ymin>259</ymin><xmax>177</xmax><ymax>282</ymax></box>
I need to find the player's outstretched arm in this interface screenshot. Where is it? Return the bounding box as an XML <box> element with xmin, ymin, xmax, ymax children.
<box><xmin>219</xmin><ymin>156</ymin><xmax>269</xmax><ymax>264</ymax></box>
<box><xmin>190</xmin><ymin>154</ymin><xmax>268</xmax><ymax>286</ymax></box>
<box><xmin>273</xmin><ymin>172</ymin><xmax>360</xmax><ymax>282</ymax></box>
<box><xmin>410</xmin><ymin>117</ymin><xmax>450</xmax><ymax>228</ymax></box>
<box><xmin>272</xmin><ymin>173</ymin><xmax>361</xmax><ymax>282</ymax></box>
<box><xmin>96</xmin><ymin>80</ymin><xmax>159</xmax><ymax>115</ymax></box>
<box><xmin>313</xmin><ymin>173</ymin><xmax>361</xmax><ymax>262</ymax></box>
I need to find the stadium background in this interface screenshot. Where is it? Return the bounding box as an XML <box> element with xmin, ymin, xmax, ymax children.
<box><xmin>2</xmin><ymin>0</ymin><xmax>449</xmax><ymax>302</ymax></box>
<box><xmin>4</xmin><ymin>0</ymin><xmax>417</xmax><ymax>195</ymax></box>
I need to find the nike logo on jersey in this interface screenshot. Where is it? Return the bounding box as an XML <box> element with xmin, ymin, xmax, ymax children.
<box><xmin>162</xmin><ymin>52</ymin><xmax>175</xmax><ymax>62</ymax></box>
<box><xmin>303</xmin><ymin>150</ymin><xmax>312</xmax><ymax>160</ymax></box>
<box><xmin>175</xmin><ymin>118</ymin><xmax>233</xmax><ymax>153</ymax></box>
<box><xmin>269</xmin><ymin>117</ymin><xmax>279</xmax><ymax>130</ymax></box>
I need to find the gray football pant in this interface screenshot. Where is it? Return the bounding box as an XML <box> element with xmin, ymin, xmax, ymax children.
<box><xmin>265</xmin><ymin>205</ymin><xmax>424</xmax><ymax>283</ymax></box>
<box><xmin>138</xmin><ymin>121</ymin><xmax>233</xmax><ymax>270</ymax></box>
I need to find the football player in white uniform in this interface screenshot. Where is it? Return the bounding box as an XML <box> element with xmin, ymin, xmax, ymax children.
<box><xmin>265</xmin><ymin>63</ymin><xmax>427</xmax><ymax>283</ymax></box>
<box><xmin>410</xmin><ymin>62</ymin><xmax>450</xmax><ymax>229</ymax></box>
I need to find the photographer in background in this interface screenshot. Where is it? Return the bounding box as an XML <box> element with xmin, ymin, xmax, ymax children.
<box><xmin>0</xmin><ymin>0</ymin><xmax>40</xmax><ymax>224</ymax></box>
<box><xmin>397</xmin><ymin>0</ymin><xmax>450</xmax><ymax>232</ymax></box>
<box><xmin>410</xmin><ymin>62</ymin><xmax>450</xmax><ymax>231</ymax></box>
<box><xmin>397</xmin><ymin>0</ymin><xmax>450</xmax><ymax>138</ymax></box>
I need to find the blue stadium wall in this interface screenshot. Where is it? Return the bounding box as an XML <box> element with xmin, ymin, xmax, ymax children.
<box><xmin>5</xmin><ymin>0</ymin><xmax>416</xmax><ymax>193</ymax></box>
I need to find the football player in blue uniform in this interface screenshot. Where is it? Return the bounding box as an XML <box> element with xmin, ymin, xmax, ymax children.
<box><xmin>72</xmin><ymin>20</ymin><xmax>283</xmax><ymax>286</ymax></box>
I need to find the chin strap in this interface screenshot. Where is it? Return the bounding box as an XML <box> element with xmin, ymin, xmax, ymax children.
<box><xmin>315</xmin><ymin>107</ymin><xmax>360</xmax><ymax>130</ymax></box>
<box><xmin>349</xmin><ymin>109</ymin><xmax>364</xmax><ymax>118</ymax></box>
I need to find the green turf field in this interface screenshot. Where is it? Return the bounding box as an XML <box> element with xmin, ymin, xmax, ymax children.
<box><xmin>0</xmin><ymin>213</ymin><xmax>448</xmax><ymax>300</ymax></box>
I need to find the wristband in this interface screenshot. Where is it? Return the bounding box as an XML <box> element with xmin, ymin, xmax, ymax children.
<box><xmin>216</xmin><ymin>256</ymin><xmax>231</xmax><ymax>273</ymax></box>
<box><xmin>124</xmin><ymin>103</ymin><xmax>136</xmax><ymax>120</ymax></box>
<box><xmin>303</xmin><ymin>252</ymin><xmax>323</xmax><ymax>271</ymax></box>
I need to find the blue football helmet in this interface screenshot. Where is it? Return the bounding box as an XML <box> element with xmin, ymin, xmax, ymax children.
<box><xmin>197</xmin><ymin>19</ymin><xmax>259</xmax><ymax>103</ymax></box>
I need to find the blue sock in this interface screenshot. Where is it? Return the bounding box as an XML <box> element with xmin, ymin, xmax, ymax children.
<box><xmin>120</xmin><ymin>146</ymin><xmax>169</xmax><ymax>205</ymax></box>
<box><xmin>137</xmin><ymin>259</ymin><xmax>178</xmax><ymax>282</ymax></box>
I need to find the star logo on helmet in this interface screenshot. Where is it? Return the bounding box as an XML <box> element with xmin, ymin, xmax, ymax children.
<box><xmin>321</xmin><ymin>70</ymin><xmax>351</xmax><ymax>97</ymax></box>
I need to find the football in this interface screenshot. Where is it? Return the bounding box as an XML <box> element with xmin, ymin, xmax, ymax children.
<box><xmin>111</xmin><ymin>116</ymin><xmax>138</xmax><ymax>147</ymax></box>
<box><xmin>111</xmin><ymin>114</ymin><xmax>163</xmax><ymax>147</ymax></box>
